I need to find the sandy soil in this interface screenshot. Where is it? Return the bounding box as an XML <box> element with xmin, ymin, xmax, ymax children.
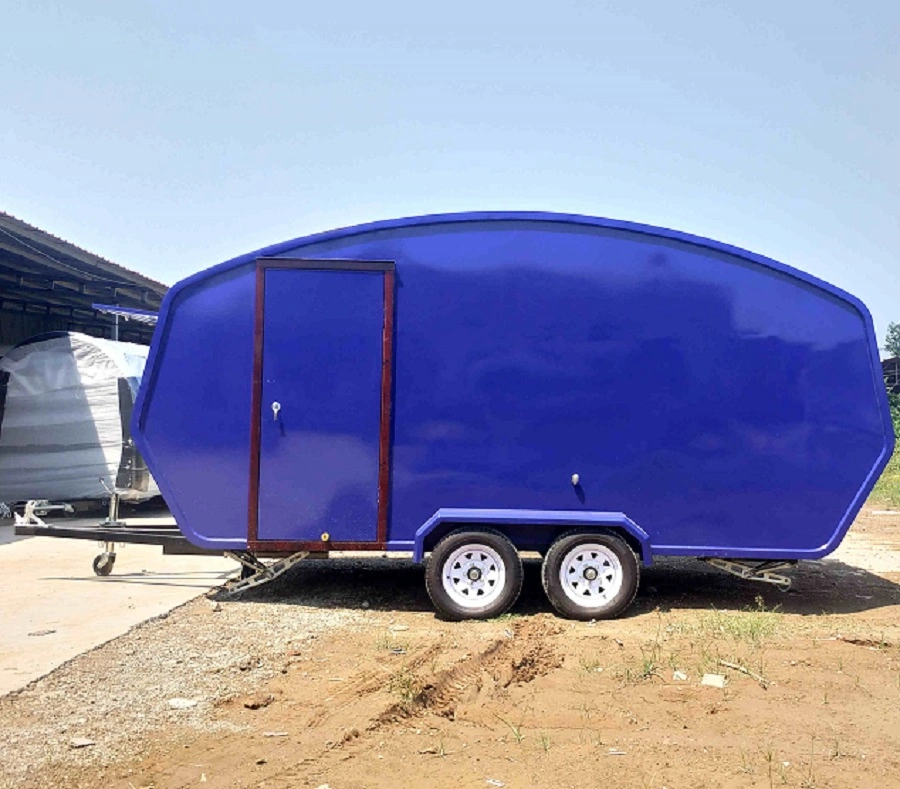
<box><xmin>3</xmin><ymin>508</ymin><xmax>900</xmax><ymax>789</ymax></box>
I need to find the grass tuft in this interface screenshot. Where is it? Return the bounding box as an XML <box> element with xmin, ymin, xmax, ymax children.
<box><xmin>697</xmin><ymin>596</ymin><xmax>781</xmax><ymax>648</ymax></box>
<box><xmin>389</xmin><ymin>667</ymin><xmax>421</xmax><ymax>706</ymax></box>
<box><xmin>374</xmin><ymin>632</ymin><xmax>409</xmax><ymax>653</ymax></box>
<box><xmin>494</xmin><ymin>712</ymin><xmax>525</xmax><ymax>744</ymax></box>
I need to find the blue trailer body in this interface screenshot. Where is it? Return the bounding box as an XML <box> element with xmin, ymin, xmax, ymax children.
<box><xmin>132</xmin><ymin>212</ymin><xmax>893</xmax><ymax>572</ymax></box>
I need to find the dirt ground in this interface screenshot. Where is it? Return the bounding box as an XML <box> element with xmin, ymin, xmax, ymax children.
<box><xmin>3</xmin><ymin>508</ymin><xmax>900</xmax><ymax>789</ymax></box>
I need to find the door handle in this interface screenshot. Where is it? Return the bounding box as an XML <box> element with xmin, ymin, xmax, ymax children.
<box><xmin>271</xmin><ymin>401</ymin><xmax>281</xmax><ymax>421</ymax></box>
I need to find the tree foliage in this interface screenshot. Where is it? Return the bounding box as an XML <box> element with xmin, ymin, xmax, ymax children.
<box><xmin>889</xmin><ymin>389</ymin><xmax>900</xmax><ymax>437</ymax></box>
<box><xmin>885</xmin><ymin>322</ymin><xmax>900</xmax><ymax>359</ymax></box>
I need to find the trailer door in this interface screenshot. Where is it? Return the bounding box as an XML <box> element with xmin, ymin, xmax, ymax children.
<box><xmin>250</xmin><ymin>260</ymin><xmax>394</xmax><ymax>548</ymax></box>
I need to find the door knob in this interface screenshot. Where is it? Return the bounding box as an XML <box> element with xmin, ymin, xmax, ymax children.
<box><xmin>271</xmin><ymin>401</ymin><xmax>281</xmax><ymax>420</ymax></box>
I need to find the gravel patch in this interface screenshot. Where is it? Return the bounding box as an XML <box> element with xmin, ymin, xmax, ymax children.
<box><xmin>0</xmin><ymin>591</ymin><xmax>366</xmax><ymax>788</ymax></box>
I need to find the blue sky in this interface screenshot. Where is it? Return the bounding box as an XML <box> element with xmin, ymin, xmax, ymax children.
<box><xmin>2</xmin><ymin>1</ymin><xmax>898</xmax><ymax>343</ymax></box>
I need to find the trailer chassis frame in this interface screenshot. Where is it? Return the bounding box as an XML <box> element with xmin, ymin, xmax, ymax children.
<box><xmin>13</xmin><ymin>505</ymin><xmax>218</xmax><ymax>576</ymax></box>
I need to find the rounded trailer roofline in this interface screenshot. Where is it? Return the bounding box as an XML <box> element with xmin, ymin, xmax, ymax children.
<box><xmin>160</xmin><ymin>210</ymin><xmax>876</xmax><ymax>320</ymax></box>
<box><xmin>133</xmin><ymin>211</ymin><xmax>894</xmax><ymax>564</ymax></box>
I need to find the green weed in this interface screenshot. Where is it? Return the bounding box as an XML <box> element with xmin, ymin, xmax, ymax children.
<box><xmin>494</xmin><ymin>712</ymin><xmax>525</xmax><ymax>744</ymax></box>
<box><xmin>579</xmin><ymin>656</ymin><xmax>604</xmax><ymax>673</ymax></box>
<box><xmin>374</xmin><ymin>632</ymin><xmax>408</xmax><ymax>653</ymax></box>
<box><xmin>698</xmin><ymin>596</ymin><xmax>781</xmax><ymax>648</ymax></box>
<box><xmin>389</xmin><ymin>668</ymin><xmax>421</xmax><ymax>705</ymax></box>
<box><xmin>619</xmin><ymin>614</ymin><xmax>665</xmax><ymax>683</ymax></box>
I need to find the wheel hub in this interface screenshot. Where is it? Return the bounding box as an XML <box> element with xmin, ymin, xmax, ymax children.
<box><xmin>558</xmin><ymin>543</ymin><xmax>624</xmax><ymax>606</ymax></box>
<box><xmin>441</xmin><ymin>543</ymin><xmax>507</xmax><ymax>609</ymax></box>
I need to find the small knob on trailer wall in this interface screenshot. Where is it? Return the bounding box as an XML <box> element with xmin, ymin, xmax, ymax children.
<box><xmin>571</xmin><ymin>473</ymin><xmax>580</xmax><ymax>486</ymax></box>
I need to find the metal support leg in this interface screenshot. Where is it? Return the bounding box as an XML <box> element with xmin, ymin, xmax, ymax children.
<box><xmin>100</xmin><ymin>492</ymin><xmax>124</xmax><ymax>528</ymax></box>
<box><xmin>226</xmin><ymin>550</ymin><xmax>268</xmax><ymax>575</ymax></box>
<box><xmin>701</xmin><ymin>557</ymin><xmax>795</xmax><ymax>590</ymax></box>
<box><xmin>92</xmin><ymin>489</ymin><xmax>123</xmax><ymax>574</ymax></box>
<box><xmin>223</xmin><ymin>550</ymin><xmax>309</xmax><ymax>595</ymax></box>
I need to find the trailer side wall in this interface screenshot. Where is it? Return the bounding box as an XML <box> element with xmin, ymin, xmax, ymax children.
<box><xmin>134</xmin><ymin>215</ymin><xmax>893</xmax><ymax>557</ymax></box>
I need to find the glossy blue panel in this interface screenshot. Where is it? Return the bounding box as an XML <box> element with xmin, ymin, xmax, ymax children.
<box><xmin>134</xmin><ymin>213</ymin><xmax>893</xmax><ymax>558</ymax></box>
<box><xmin>135</xmin><ymin>264</ymin><xmax>255</xmax><ymax>548</ymax></box>
<box><xmin>258</xmin><ymin>269</ymin><xmax>383</xmax><ymax>541</ymax></box>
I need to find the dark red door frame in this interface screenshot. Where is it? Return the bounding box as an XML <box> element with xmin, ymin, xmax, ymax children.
<box><xmin>247</xmin><ymin>258</ymin><xmax>395</xmax><ymax>553</ymax></box>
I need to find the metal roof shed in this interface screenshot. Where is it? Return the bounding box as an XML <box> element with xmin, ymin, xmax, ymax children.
<box><xmin>0</xmin><ymin>212</ymin><xmax>167</xmax><ymax>354</ymax></box>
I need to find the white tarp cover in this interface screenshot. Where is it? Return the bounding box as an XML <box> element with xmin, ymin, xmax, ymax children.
<box><xmin>0</xmin><ymin>332</ymin><xmax>160</xmax><ymax>502</ymax></box>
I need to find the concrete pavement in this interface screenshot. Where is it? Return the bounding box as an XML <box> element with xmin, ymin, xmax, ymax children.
<box><xmin>0</xmin><ymin>512</ymin><xmax>235</xmax><ymax>697</ymax></box>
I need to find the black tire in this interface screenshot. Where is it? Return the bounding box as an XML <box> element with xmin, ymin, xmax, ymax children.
<box><xmin>425</xmin><ymin>529</ymin><xmax>523</xmax><ymax>621</ymax></box>
<box><xmin>92</xmin><ymin>553</ymin><xmax>115</xmax><ymax>577</ymax></box>
<box><xmin>541</xmin><ymin>530</ymin><xmax>639</xmax><ymax>620</ymax></box>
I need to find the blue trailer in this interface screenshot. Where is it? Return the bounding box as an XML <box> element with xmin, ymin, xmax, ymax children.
<box><xmin>130</xmin><ymin>212</ymin><xmax>893</xmax><ymax>620</ymax></box>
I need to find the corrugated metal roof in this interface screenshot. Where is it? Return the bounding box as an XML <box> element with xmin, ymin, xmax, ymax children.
<box><xmin>0</xmin><ymin>211</ymin><xmax>166</xmax><ymax>347</ymax></box>
<box><xmin>0</xmin><ymin>211</ymin><xmax>167</xmax><ymax>295</ymax></box>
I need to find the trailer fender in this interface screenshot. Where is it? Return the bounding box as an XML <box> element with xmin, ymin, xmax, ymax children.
<box><xmin>413</xmin><ymin>509</ymin><xmax>653</xmax><ymax>565</ymax></box>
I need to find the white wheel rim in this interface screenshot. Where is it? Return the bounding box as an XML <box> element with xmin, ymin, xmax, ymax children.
<box><xmin>559</xmin><ymin>543</ymin><xmax>623</xmax><ymax>607</ymax></box>
<box><xmin>441</xmin><ymin>543</ymin><xmax>507</xmax><ymax>609</ymax></box>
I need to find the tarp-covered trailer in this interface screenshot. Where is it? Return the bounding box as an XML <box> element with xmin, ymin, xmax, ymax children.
<box><xmin>0</xmin><ymin>332</ymin><xmax>159</xmax><ymax>504</ymax></box>
<box><xmin>132</xmin><ymin>212</ymin><xmax>894</xmax><ymax>620</ymax></box>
